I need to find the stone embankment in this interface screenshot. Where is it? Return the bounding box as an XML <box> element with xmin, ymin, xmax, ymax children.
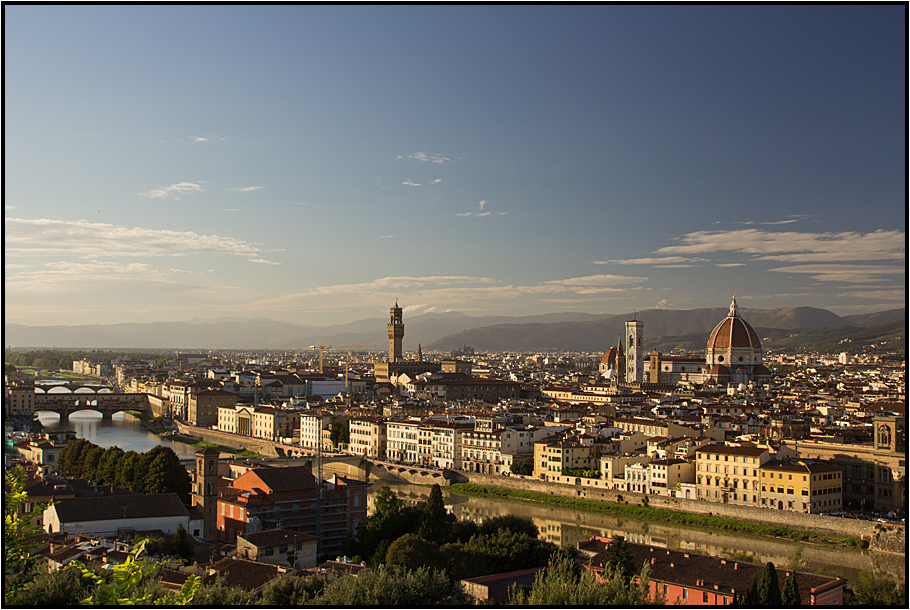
<box><xmin>455</xmin><ymin>471</ymin><xmax>904</xmax><ymax>553</ymax></box>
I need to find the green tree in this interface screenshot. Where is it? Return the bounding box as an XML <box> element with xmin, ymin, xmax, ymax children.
<box><xmin>844</xmin><ymin>572</ymin><xmax>906</xmax><ymax>606</ymax></box>
<box><xmin>4</xmin><ymin>466</ymin><xmax>52</xmax><ymax>602</ymax></box>
<box><xmin>508</xmin><ymin>551</ymin><xmax>663</xmax><ymax>605</ymax></box>
<box><xmin>259</xmin><ymin>574</ymin><xmax>324</xmax><ymax>605</ymax></box>
<box><xmin>82</xmin><ymin>446</ymin><xmax>106</xmax><ymax>482</ymax></box>
<box><xmin>601</xmin><ymin>535</ymin><xmax>636</xmax><ymax>580</ymax></box>
<box><xmin>385</xmin><ymin>533</ymin><xmax>446</xmax><ymax>572</ymax></box>
<box><xmin>756</xmin><ymin>562</ymin><xmax>782</xmax><ymax>606</ymax></box>
<box><xmin>478</xmin><ymin>514</ymin><xmax>539</xmax><ymax>539</ymax></box>
<box><xmin>781</xmin><ymin>571</ymin><xmax>801</xmax><ymax>606</ymax></box>
<box><xmin>189</xmin><ymin>575</ymin><xmax>256</xmax><ymax>606</ymax></box>
<box><xmin>5</xmin><ymin>565</ymin><xmax>91</xmax><ymax>606</ymax></box>
<box><xmin>417</xmin><ymin>484</ymin><xmax>449</xmax><ymax>544</ymax></box>
<box><xmin>115</xmin><ymin>450</ymin><xmax>141</xmax><ymax>489</ymax></box>
<box><xmin>96</xmin><ymin>446</ymin><xmax>125</xmax><ymax>485</ymax></box>
<box><xmin>329</xmin><ymin>418</ymin><xmax>350</xmax><ymax>448</ymax></box>
<box><xmin>308</xmin><ymin>566</ymin><xmax>468</xmax><ymax>605</ymax></box>
<box><xmin>172</xmin><ymin>523</ymin><xmax>194</xmax><ymax>559</ymax></box>
<box><xmin>73</xmin><ymin>539</ymin><xmax>201</xmax><ymax>605</ymax></box>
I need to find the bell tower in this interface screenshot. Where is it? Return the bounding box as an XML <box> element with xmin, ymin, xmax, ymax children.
<box><xmin>193</xmin><ymin>446</ymin><xmax>220</xmax><ymax>542</ymax></box>
<box><xmin>388</xmin><ymin>299</ymin><xmax>404</xmax><ymax>363</ymax></box>
<box><xmin>625</xmin><ymin>318</ymin><xmax>644</xmax><ymax>384</ymax></box>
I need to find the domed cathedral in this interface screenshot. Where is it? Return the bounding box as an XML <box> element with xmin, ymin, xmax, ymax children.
<box><xmin>704</xmin><ymin>296</ymin><xmax>772</xmax><ymax>385</ymax></box>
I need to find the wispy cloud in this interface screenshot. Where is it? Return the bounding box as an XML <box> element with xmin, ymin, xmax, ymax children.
<box><xmin>836</xmin><ymin>288</ymin><xmax>905</xmax><ymax>301</ymax></box>
<box><xmin>593</xmin><ymin>256</ymin><xmax>706</xmax><ymax>265</ymax></box>
<box><xmin>767</xmin><ymin>264</ymin><xmax>904</xmax><ymax>284</ymax></box>
<box><xmin>187</xmin><ymin>136</ymin><xmax>209</xmax><ymax>143</ymax></box>
<box><xmin>247</xmin><ymin>258</ymin><xmax>281</xmax><ymax>265</ymax></box>
<box><xmin>139</xmin><ymin>181</ymin><xmax>205</xmax><ymax>200</ymax></box>
<box><xmin>402</xmin><ymin>152</ymin><xmax>451</xmax><ymax>164</ymax></box>
<box><xmin>227</xmin><ymin>186</ymin><xmax>265</xmax><ymax>192</ymax></box>
<box><xmin>432</xmin><ymin>178</ymin><xmax>442</xmax><ymax>184</ymax></box>
<box><xmin>402</xmin><ymin>179</ymin><xmax>421</xmax><ymax>187</ymax></box>
<box><xmin>5</xmin><ymin>218</ymin><xmax>263</xmax><ymax>259</ymax></box>
<box><xmin>657</xmin><ymin>229</ymin><xmax>904</xmax><ymax>263</ymax></box>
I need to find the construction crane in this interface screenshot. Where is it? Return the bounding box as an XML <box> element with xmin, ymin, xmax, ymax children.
<box><xmin>308</xmin><ymin>344</ymin><xmax>375</xmax><ymax>373</ymax></box>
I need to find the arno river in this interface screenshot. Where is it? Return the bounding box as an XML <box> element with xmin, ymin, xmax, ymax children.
<box><xmin>38</xmin><ymin>411</ymin><xmax>904</xmax><ymax>587</ymax></box>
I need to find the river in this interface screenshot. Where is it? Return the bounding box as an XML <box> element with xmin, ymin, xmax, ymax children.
<box><xmin>367</xmin><ymin>480</ymin><xmax>905</xmax><ymax>588</ymax></box>
<box><xmin>36</xmin><ymin>411</ymin><xmax>198</xmax><ymax>460</ymax></box>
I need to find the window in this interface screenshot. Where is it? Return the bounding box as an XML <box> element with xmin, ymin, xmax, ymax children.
<box><xmin>704</xmin><ymin>592</ymin><xmax>710</xmax><ymax>603</ymax></box>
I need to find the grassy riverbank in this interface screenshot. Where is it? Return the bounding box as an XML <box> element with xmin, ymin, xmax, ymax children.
<box><xmin>125</xmin><ymin>411</ymin><xmax>266</xmax><ymax>459</ymax></box>
<box><xmin>449</xmin><ymin>483</ymin><xmax>868</xmax><ymax>549</ymax></box>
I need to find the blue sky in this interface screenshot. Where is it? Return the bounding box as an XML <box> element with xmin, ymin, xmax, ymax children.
<box><xmin>4</xmin><ymin>5</ymin><xmax>905</xmax><ymax>327</ymax></box>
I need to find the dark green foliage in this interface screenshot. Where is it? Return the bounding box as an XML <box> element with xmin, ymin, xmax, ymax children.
<box><xmin>95</xmin><ymin>446</ymin><xmax>124</xmax><ymax>485</ymax></box>
<box><xmin>189</xmin><ymin>575</ymin><xmax>256</xmax><ymax>605</ymax></box>
<box><xmin>782</xmin><ymin>571</ymin><xmax>801</xmax><ymax>606</ymax></box>
<box><xmin>510</xmin><ymin>457</ymin><xmax>534</xmax><ymax>475</ymax></box>
<box><xmin>448</xmin><ymin>518</ymin><xmax>479</xmax><ymax>543</ymax></box>
<box><xmin>5</xmin><ymin>566</ymin><xmax>91</xmax><ymax>606</ymax></box>
<box><xmin>844</xmin><ymin>572</ymin><xmax>906</xmax><ymax>606</ymax></box>
<box><xmin>440</xmin><ymin>527</ymin><xmax>560</xmax><ymax>581</ymax></box>
<box><xmin>478</xmin><ymin>514</ymin><xmax>539</xmax><ymax>538</ymax></box>
<box><xmin>347</xmin><ymin>484</ymin><xmax>423</xmax><ymax>563</ymax></box>
<box><xmin>55</xmin><ymin>440</ymin><xmax>190</xmax><ymax>503</ymax></box>
<box><xmin>4</xmin><ymin>466</ymin><xmax>51</xmax><ymax>602</ymax></box>
<box><xmin>329</xmin><ymin>418</ymin><xmax>350</xmax><ymax>447</ymax></box>
<box><xmin>417</xmin><ymin>484</ymin><xmax>450</xmax><ymax>544</ymax></box>
<box><xmin>757</xmin><ymin>562</ymin><xmax>783</xmax><ymax>606</ymax></box>
<box><xmin>307</xmin><ymin>565</ymin><xmax>468</xmax><ymax>605</ymax></box>
<box><xmin>385</xmin><ymin>533</ymin><xmax>446</xmax><ymax>572</ymax></box>
<box><xmin>601</xmin><ymin>535</ymin><xmax>636</xmax><ymax>580</ymax></box>
<box><xmin>259</xmin><ymin>574</ymin><xmax>324</xmax><ymax>605</ymax></box>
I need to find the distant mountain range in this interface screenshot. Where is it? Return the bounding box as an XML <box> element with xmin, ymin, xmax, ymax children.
<box><xmin>4</xmin><ymin>307</ymin><xmax>904</xmax><ymax>354</ymax></box>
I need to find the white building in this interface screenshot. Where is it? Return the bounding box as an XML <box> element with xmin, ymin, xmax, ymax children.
<box><xmin>43</xmin><ymin>493</ymin><xmax>202</xmax><ymax>538</ymax></box>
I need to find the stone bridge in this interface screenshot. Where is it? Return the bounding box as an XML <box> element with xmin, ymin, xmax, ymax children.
<box><xmin>34</xmin><ymin>382</ymin><xmax>112</xmax><ymax>393</ymax></box>
<box><xmin>34</xmin><ymin>392</ymin><xmax>152</xmax><ymax>421</ymax></box>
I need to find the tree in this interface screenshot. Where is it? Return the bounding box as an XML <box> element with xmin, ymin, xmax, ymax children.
<box><xmin>4</xmin><ymin>466</ymin><xmax>51</xmax><ymax>602</ymax></box>
<box><xmin>329</xmin><ymin>418</ymin><xmax>350</xmax><ymax>448</ymax></box>
<box><xmin>417</xmin><ymin>484</ymin><xmax>449</xmax><ymax>544</ymax></box>
<box><xmin>384</xmin><ymin>533</ymin><xmax>446</xmax><ymax>572</ymax></box>
<box><xmin>845</xmin><ymin>572</ymin><xmax>906</xmax><ymax>606</ymax></box>
<box><xmin>115</xmin><ymin>451</ymin><xmax>141</xmax><ymax>489</ymax></box>
<box><xmin>308</xmin><ymin>565</ymin><xmax>468</xmax><ymax>605</ymax></box>
<box><xmin>188</xmin><ymin>574</ymin><xmax>256</xmax><ymax>606</ymax></box>
<box><xmin>259</xmin><ymin>574</ymin><xmax>324</xmax><ymax>605</ymax></box>
<box><xmin>756</xmin><ymin>562</ymin><xmax>782</xmax><ymax>606</ymax></box>
<box><xmin>82</xmin><ymin>446</ymin><xmax>105</xmax><ymax>482</ymax></box>
<box><xmin>782</xmin><ymin>571</ymin><xmax>801</xmax><ymax>606</ymax></box>
<box><xmin>478</xmin><ymin>514</ymin><xmax>539</xmax><ymax>539</ymax></box>
<box><xmin>5</xmin><ymin>565</ymin><xmax>90</xmax><ymax>606</ymax></box>
<box><xmin>601</xmin><ymin>535</ymin><xmax>636</xmax><ymax>580</ymax></box>
<box><xmin>508</xmin><ymin>551</ymin><xmax>663</xmax><ymax>605</ymax></box>
<box><xmin>73</xmin><ymin>538</ymin><xmax>201</xmax><ymax>605</ymax></box>
<box><xmin>96</xmin><ymin>446</ymin><xmax>125</xmax><ymax>485</ymax></box>
<box><xmin>171</xmin><ymin>523</ymin><xmax>194</xmax><ymax>559</ymax></box>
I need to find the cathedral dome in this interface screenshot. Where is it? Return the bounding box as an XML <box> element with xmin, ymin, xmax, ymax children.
<box><xmin>601</xmin><ymin>347</ymin><xmax>619</xmax><ymax>366</ymax></box>
<box><xmin>707</xmin><ymin>297</ymin><xmax>761</xmax><ymax>352</ymax></box>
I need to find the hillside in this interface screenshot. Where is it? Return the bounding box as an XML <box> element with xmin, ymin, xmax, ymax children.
<box><xmin>5</xmin><ymin>307</ymin><xmax>903</xmax><ymax>353</ymax></box>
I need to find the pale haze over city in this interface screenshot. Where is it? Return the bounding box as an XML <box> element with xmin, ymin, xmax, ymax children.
<box><xmin>4</xmin><ymin>5</ymin><xmax>905</xmax><ymax>328</ymax></box>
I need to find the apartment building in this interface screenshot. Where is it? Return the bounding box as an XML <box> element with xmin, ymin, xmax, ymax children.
<box><xmin>348</xmin><ymin>416</ymin><xmax>387</xmax><ymax>458</ymax></box>
<box><xmin>299</xmin><ymin>411</ymin><xmax>333</xmax><ymax>451</ymax></box>
<box><xmin>759</xmin><ymin>460</ymin><xmax>843</xmax><ymax>514</ymax></box>
<box><xmin>695</xmin><ymin>444</ymin><xmax>770</xmax><ymax>505</ymax></box>
<box><xmin>386</xmin><ymin>419</ymin><xmax>422</xmax><ymax>463</ymax></box>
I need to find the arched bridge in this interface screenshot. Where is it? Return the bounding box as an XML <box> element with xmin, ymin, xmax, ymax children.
<box><xmin>34</xmin><ymin>392</ymin><xmax>152</xmax><ymax>421</ymax></box>
<box><xmin>34</xmin><ymin>382</ymin><xmax>113</xmax><ymax>394</ymax></box>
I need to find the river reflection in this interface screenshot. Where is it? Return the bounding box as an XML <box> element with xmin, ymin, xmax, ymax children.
<box><xmin>36</xmin><ymin>411</ymin><xmax>198</xmax><ymax>460</ymax></box>
<box><xmin>368</xmin><ymin>480</ymin><xmax>905</xmax><ymax>588</ymax></box>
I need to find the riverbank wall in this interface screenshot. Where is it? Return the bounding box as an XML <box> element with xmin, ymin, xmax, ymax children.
<box><xmin>456</xmin><ymin>472</ymin><xmax>904</xmax><ymax>552</ymax></box>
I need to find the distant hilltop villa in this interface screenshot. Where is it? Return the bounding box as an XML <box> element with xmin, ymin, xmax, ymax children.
<box><xmin>599</xmin><ymin>296</ymin><xmax>772</xmax><ymax>387</ymax></box>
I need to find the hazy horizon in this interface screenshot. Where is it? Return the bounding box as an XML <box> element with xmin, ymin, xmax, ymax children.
<box><xmin>5</xmin><ymin>5</ymin><xmax>905</xmax><ymax>328</ymax></box>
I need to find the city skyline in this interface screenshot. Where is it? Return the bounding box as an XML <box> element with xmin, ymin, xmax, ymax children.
<box><xmin>4</xmin><ymin>5</ymin><xmax>905</xmax><ymax>328</ymax></box>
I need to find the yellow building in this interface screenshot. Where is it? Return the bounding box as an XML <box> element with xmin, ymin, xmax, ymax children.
<box><xmin>759</xmin><ymin>460</ymin><xmax>843</xmax><ymax>514</ymax></box>
<box><xmin>695</xmin><ymin>443</ymin><xmax>770</xmax><ymax>506</ymax></box>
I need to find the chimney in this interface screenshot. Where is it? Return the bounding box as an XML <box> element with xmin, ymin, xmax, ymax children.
<box><xmin>734</xmin><ymin>563</ymin><xmax>739</xmax><ymax>570</ymax></box>
<box><xmin>670</xmin><ymin>562</ymin><xmax>675</xmax><ymax>568</ymax></box>
<box><xmin>714</xmin><ymin>584</ymin><xmax>720</xmax><ymax>590</ymax></box>
<box><xmin>721</xmin><ymin>559</ymin><xmax>727</xmax><ymax>565</ymax></box>
<box><xmin>650</xmin><ymin>558</ymin><xmax>655</xmax><ymax>565</ymax></box>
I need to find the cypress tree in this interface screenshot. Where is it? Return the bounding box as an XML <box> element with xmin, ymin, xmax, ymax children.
<box><xmin>757</xmin><ymin>562</ymin><xmax>782</xmax><ymax>606</ymax></box>
<box><xmin>782</xmin><ymin>571</ymin><xmax>801</xmax><ymax>606</ymax></box>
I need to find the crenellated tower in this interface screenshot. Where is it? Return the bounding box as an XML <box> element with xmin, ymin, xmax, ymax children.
<box><xmin>388</xmin><ymin>299</ymin><xmax>404</xmax><ymax>363</ymax></box>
